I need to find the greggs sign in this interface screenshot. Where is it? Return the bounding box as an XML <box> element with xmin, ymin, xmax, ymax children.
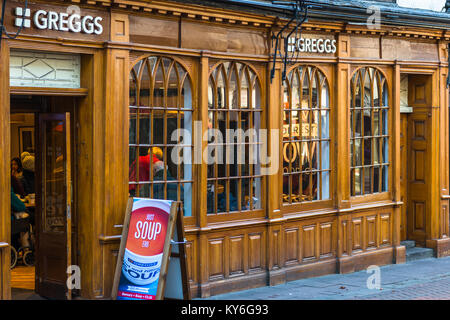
<box><xmin>14</xmin><ymin>7</ymin><xmax>103</xmax><ymax>35</ymax></box>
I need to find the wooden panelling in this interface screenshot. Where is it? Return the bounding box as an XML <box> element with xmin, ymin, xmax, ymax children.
<box><xmin>229</xmin><ymin>236</ymin><xmax>244</xmax><ymax>275</ymax></box>
<box><xmin>414</xmin><ymin>201</ymin><xmax>426</xmax><ymax>232</ymax></box>
<box><xmin>208</xmin><ymin>238</ymin><xmax>225</xmax><ymax>280</ymax></box>
<box><xmin>248</xmin><ymin>233</ymin><xmax>263</xmax><ymax>271</ymax></box>
<box><xmin>366</xmin><ymin>216</ymin><xmax>377</xmax><ymax>249</ymax></box>
<box><xmin>302</xmin><ymin>225</ymin><xmax>316</xmax><ymax>261</ymax></box>
<box><xmin>284</xmin><ymin>228</ymin><xmax>299</xmax><ymax>264</ymax></box>
<box><xmin>185</xmin><ymin>238</ymin><xmax>197</xmax><ymax>284</ymax></box>
<box><xmin>350</xmin><ymin>35</ymin><xmax>380</xmax><ymax>59</ymax></box>
<box><xmin>352</xmin><ymin>218</ymin><xmax>363</xmax><ymax>252</ymax></box>
<box><xmin>319</xmin><ymin>223</ymin><xmax>333</xmax><ymax>258</ymax></box>
<box><xmin>380</xmin><ymin>214</ymin><xmax>391</xmax><ymax>246</ymax></box>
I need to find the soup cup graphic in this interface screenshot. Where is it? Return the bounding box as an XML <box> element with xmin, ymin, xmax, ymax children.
<box><xmin>122</xmin><ymin>202</ymin><xmax>169</xmax><ymax>286</ymax></box>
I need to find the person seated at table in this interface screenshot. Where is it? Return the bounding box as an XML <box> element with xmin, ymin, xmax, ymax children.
<box><xmin>11</xmin><ymin>187</ymin><xmax>30</xmax><ymax>248</ymax></box>
<box><xmin>21</xmin><ymin>152</ymin><xmax>35</xmax><ymax>195</ymax></box>
<box><xmin>11</xmin><ymin>157</ymin><xmax>26</xmax><ymax>197</ymax></box>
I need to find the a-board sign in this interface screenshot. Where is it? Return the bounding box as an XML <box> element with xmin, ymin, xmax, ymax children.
<box><xmin>111</xmin><ymin>197</ymin><xmax>190</xmax><ymax>300</ymax></box>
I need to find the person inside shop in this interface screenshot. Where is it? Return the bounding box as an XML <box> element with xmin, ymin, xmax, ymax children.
<box><xmin>129</xmin><ymin>147</ymin><xmax>164</xmax><ymax>197</ymax></box>
<box><xmin>152</xmin><ymin>148</ymin><xmax>182</xmax><ymax>201</ymax></box>
<box><xmin>21</xmin><ymin>152</ymin><xmax>35</xmax><ymax>195</ymax></box>
<box><xmin>11</xmin><ymin>157</ymin><xmax>26</xmax><ymax>197</ymax></box>
<box><xmin>11</xmin><ymin>187</ymin><xmax>31</xmax><ymax>248</ymax></box>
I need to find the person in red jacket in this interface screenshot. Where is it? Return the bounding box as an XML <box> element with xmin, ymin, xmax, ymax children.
<box><xmin>129</xmin><ymin>147</ymin><xmax>163</xmax><ymax>196</ymax></box>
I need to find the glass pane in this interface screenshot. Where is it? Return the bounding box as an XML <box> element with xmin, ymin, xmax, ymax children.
<box><xmin>374</xmin><ymin>138</ymin><xmax>380</xmax><ymax>165</ymax></box>
<box><xmin>139</xmin><ymin>64</ymin><xmax>151</xmax><ymax>107</ymax></box>
<box><xmin>292</xmin><ymin>70</ymin><xmax>300</xmax><ymax>109</ymax></box>
<box><xmin>364</xmin><ymin>69</ymin><xmax>371</xmax><ymax>108</ymax></box>
<box><xmin>321</xmin><ymin>171</ymin><xmax>330</xmax><ymax>200</ymax></box>
<box><xmin>130</xmin><ymin>72</ymin><xmax>137</xmax><ymax>106</ymax></box>
<box><xmin>364</xmin><ymin>167</ymin><xmax>371</xmax><ymax>194</ymax></box>
<box><xmin>321</xmin><ymin>110</ymin><xmax>329</xmax><ymax>139</ymax></box>
<box><xmin>182</xmin><ymin>182</ymin><xmax>192</xmax><ymax>217</ymax></box>
<box><xmin>382</xmin><ymin>165</ymin><xmax>388</xmax><ymax>192</ymax></box>
<box><xmin>182</xmin><ymin>77</ymin><xmax>192</xmax><ymax>110</ymax></box>
<box><xmin>129</xmin><ymin>147</ymin><xmax>137</xmax><ymax>183</ymax></box>
<box><xmin>217</xmin><ymin>69</ymin><xmax>226</xmax><ymax>109</ymax></box>
<box><xmin>355</xmin><ymin>139</ymin><xmax>362</xmax><ymax>166</ymax></box>
<box><xmin>167</xmin><ymin>65</ymin><xmax>179</xmax><ymax>108</ymax></box>
<box><xmin>139</xmin><ymin>113</ymin><xmax>151</xmax><ymax>145</ymax></box>
<box><xmin>311</xmin><ymin>141</ymin><xmax>318</xmax><ymax>170</ymax></box>
<box><xmin>302</xmin><ymin>173</ymin><xmax>311</xmax><ymax>201</ymax></box>
<box><xmin>355</xmin><ymin>74</ymin><xmax>362</xmax><ymax>108</ymax></box>
<box><xmin>166</xmin><ymin>183</ymin><xmax>178</xmax><ymax>201</ymax></box>
<box><xmin>129</xmin><ymin>109</ymin><xmax>137</xmax><ymax>145</ymax></box>
<box><xmin>383</xmin><ymin>137</ymin><xmax>389</xmax><ymax>163</ymax></box>
<box><xmin>355</xmin><ymin>110</ymin><xmax>362</xmax><ymax>138</ymax></box>
<box><xmin>208</xmin><ymin>81</ymin><xmax>214</xmax><ymax>109</ymax></box>
<box><xmin>229</xmin><ymin>179</ymin><xmax>239</xmax><ymax>212</ymax></box>
<box><xmin>253</xmin><ymin>177</ymin><xmax>262</xmax><ymax>209</ymax></box>
<box><xmin>312</xmin><ymin>111</ymin><xmax>319</xmax><ymax>139</ymax></box>
<box><xmin>207</xmin><ymin>182</ymin><xmax>216</xmax><ymax>214</ymax></box>
<box><xmin>364</xmin><ymin>108</ymin><xmax>371</xmax><ymax>137</ymax></box>
<box><xmin>152</xmin><ymin>182</ymin><xmax>165</xmax><ymax>200</ymax></box>
<box><xmin>138</xmin><ymin>184</ymin><xmax>150</xmax><ymax>198</ymax></box>
<box><xmin>373</xmin><ymin>110</ymin><xmax>380</xmax><ymax>136</ymax></box>
<box><xmin>321</xmin><ymin>82</ymin><xmax>329</xmax><ymax>108</ymax></box>
<box><xmin>241</xmin><ymin>178</ymin><xmax>250</xmax><ymax>210</ymax></box>
<box><xmin>153</xmin><ymin>61</ymin><xmax>164</xmax><ymax>107</ymax></box>
<box><xmin>321</xmin><ymin>141</ymin><xmax>330</xmax><ymax>170</ymax></box>
<box><xmin>312</xmin><ymin>173</ymin><xmax>318</xmax><ymax>200</ymax></box>
<box><xmin>373</xmin><ymin>73</ymin><xmax>379</xmax><ymax>107</ymax></box>
<box><xmin>153</xmin><ymin>111</ymin><xmax>164</xmax><ymax>145</ymax></box>
<box><xmin>373</xmin><ymin>166</ymin><xmax>380</xmax><ymax>193</ymax></box>
<box><xmin>382</xmin><ymin>109</ymin><xmax>388</xmax><ymax>135</ymax></box>
<box><xmin>43</xmin><ymin>120</ymin><xmax>66</xmax><ymax>233</ymax></box>
<box><xmin>229</xmin><ymin>67</ymin><xmax>238</xmax><ymax>110</ymax></box>
<box><xmin>382</xmin><ymin>81</ymin><xmax>388</xmax><ymax>106</ymax></box>
<box><xmin>301</xmin><ymin>71</ymin><xmax>310</xmax><ymax>109</ymax></box>
<box><xmin>354</xmin><ymin>168</ymin><xmax>361</xmax><ymax>195</ymax></box>
<box><xmin>240</xmin><ymin>71</ymin><xmax>250</xmax><ymax>109</ymax></box>
<box><xmin>252</xmin><ymin>77</ymin><xmax>261</xmax><ymax>109</ymax></box>
<box><xmin>312</xmin><ymin>73</ymin><xmax>319</xmax><ymax>109</ymax></box>
<box><xmin>364</xmin><ymin>138</ymin><xmax>372</xmax><ymax>166</ymax></box>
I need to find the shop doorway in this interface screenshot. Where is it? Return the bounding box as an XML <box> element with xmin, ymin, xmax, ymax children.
<box><xmin>399</xmin><ymin>74</ymin><xmax>432</xmax><ymax>245</ymax></box>
<box><xmin>10</xmin><ymin>95</ymin><xmax>77</xmax><ymax>300</ymax></box>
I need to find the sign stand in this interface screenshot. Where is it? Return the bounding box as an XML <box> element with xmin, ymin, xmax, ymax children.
<box><xmin>112</xmin><ymin>197</ymin><xmax>190</xmax><ymax>300</ymax></box>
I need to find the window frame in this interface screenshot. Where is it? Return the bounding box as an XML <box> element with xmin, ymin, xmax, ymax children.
<box><xmin>205</xmin><ymin>60</ymin><xmax>266</xmax><ymax>220</ymax></box>
<box><xmin>349</xmin><ymin>66</ymin><xmax>393</xmax><ymax>204</ymax></box>
<box><xmin>281</xmin><ymin>64</ymin><xmax>334</xmax><ymax>215</ymax></box>
<box><xmin>128</xmin><ymin>54</ymin><xmax>197</xmax><ymax>219</ymax></box>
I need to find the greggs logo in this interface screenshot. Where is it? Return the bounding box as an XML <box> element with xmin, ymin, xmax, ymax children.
<box><xmin>14</xmin><ymin>7</ymin><xmax>103</xmax><ymax>35</ymax></box>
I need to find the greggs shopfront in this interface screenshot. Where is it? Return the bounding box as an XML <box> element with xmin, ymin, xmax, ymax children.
<box><xmin>0</xmin><ymin>0</ymin><xmax>449</xmax><ymax>299</ymax></box>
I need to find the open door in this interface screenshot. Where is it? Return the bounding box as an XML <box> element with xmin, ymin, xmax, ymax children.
<box><xmin>36</xmin><ymin>113</ymin><xmax>72</xmax><ymax>300</ymax></box>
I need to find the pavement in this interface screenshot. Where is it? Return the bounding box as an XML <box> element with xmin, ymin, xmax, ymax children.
<box><xmin>201</xmin><ymin>256</ymin><xmax>450</xmax><ymax>300</ymax></box>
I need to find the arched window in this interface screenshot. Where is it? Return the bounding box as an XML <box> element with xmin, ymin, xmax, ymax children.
<box><xmin>207</xmin><ymin>62</ymin><xmax>262</xmax><ymax>214</ymax></box>
<box><xmin>128</xmin><ymin>56</ymin><xmax>193</xmax><ymax>216</ymax></box>
<box><xmin>282</xmin><ymin>66</ymin><xmax>331</xmax><ymax>203</ymax></box>
<box><xmin>350</xmin><ymin>67</ymin><xmax>389</xmax><ymax>196</ymax></box>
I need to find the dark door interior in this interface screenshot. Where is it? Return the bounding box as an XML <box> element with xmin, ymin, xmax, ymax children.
<box><xmin>10</xmin><ymin>96</ymin><xmax>77</xmax><ymax>300</ymax></box>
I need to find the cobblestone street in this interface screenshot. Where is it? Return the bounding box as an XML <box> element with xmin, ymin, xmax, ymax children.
<box><xmin>201</xmin><ymin>257</ymin><xmax>450</xmax><ymax>300</ymax></box>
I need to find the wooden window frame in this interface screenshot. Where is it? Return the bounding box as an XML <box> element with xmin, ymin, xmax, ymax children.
<box><xmin>128</xmin><ymin>55</ymin><xmax>195</xmax><ymax>217</ymax></box>
<box><xmin>281</xmin><ymin>65</ymin><xmax>333</xmax><ymax>213</ymax></box>
<box><xmin>206</xmin><ymin>60</ymin><xmax>265</xmax><ymax>218</ymax></box>
<box><xmin>350</xmin><ymin>66</ymin><xmax>391</xmax><ymax>202</ymax></box>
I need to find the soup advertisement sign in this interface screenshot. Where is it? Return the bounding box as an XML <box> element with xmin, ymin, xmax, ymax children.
<box><xmin>116</xmin><ymin>198</ymin><xmax>172</xmax><ymax>300</ymax></box>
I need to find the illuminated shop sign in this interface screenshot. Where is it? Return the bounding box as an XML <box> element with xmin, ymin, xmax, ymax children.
<box><xmin>14</xmin><ymin>7</ymin><xmax>103</xmax><ymax>35</ymax></box>
<box><xmin>287</xmin><ymin>37</ymin><xmax>337</xmax><ymax>54</ymax></box>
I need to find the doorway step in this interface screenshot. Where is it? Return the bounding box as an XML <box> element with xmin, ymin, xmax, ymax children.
<box><xmin>401</xmin><ymin>240</ymin><xmax>435</xmax><ymax>262</ymax></box>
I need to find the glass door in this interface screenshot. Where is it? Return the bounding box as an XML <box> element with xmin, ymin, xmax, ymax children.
<box><xmin>36</xmin><ymin>113</ymin><xmax>72</xmax><ymax>300</ymax></box>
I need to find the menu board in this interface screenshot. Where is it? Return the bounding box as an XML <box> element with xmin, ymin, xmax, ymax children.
<box><xmin>112</xmin><ymin>198</ymin><xmax>176</xmax><ymax>300</ymax></box>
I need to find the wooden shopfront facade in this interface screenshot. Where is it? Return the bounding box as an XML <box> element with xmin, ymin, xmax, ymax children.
<box><xmin>0</xmin><ymin>0</ymin><xmax>449</xmax><ymax>299</ymax></box>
